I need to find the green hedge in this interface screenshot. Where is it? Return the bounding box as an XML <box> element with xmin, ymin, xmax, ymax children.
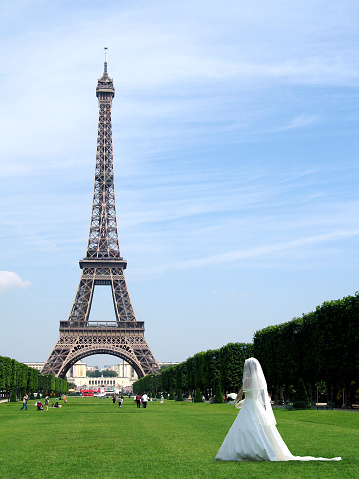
<box><xmin>134</xmin><ymin>292</ymin><xmax>358</xmax><ymax>407</ymax></box>
<box><xmin>0</xmin><ymin>356</ymin><xmax>69</xmax><ymax>399</ymax></box>
<box><xmin>253</xmin><ymin>293</ymin><xmax>359</xmax><ymax>407</ymax></box>
<box><xmin>133</xmin><ymin>342</ymin><xmax>252</xmax><ymax>398</ymax></box>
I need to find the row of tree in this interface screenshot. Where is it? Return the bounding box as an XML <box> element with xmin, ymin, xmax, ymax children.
<box><xmin>133</xmin><ymin>342</ymin><xmax>253</xmax><ymax>399</ymax></box>
<box><xmin>0</xmin><ymin>356</ymin><xmax>69</xmax><ymax>399</ymax></box>
<box><xmin>253</xmin><ymin>293</ymin><xmax>359</xmax><ymax>407</ymax></box>
<box><xmin>133</xmin><ymin>293</ymin><xmax>359</xmax><ymax>407</ymax></box>
<box><xmin>87</xmin><ymin>370</ymin><xmax>117</xmax><ymax>378</ymax></box>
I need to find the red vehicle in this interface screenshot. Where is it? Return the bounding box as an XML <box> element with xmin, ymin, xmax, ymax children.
<box><xmin>80</xmin><ymin>389</ymin><xmax>99</xmax><ymax>397</ymax></box>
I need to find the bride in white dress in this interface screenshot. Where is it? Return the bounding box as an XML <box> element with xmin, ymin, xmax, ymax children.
<box><xmin>215</xmin><ymin>358</ymin><xmax>341</xmax><ymax>462</ymax></box>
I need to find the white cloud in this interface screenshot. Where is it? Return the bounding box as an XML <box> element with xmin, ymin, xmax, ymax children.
<box><xmin>0</xmin><ymin>271</ymin><xmax>32</xmax><ymax>292</ymax></box>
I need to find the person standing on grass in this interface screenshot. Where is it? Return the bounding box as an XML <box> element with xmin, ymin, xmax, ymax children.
<box><xmin>20</xmin><ymin>393</ymin><xmax>28</xmax><ymax>411</ymax></box>
<box><xmin>141</xmin><ymin>393</ymin><xmax>148</xmax><ymax>408</ymax></box>
<box><xmin>45</xmin><ymin>396</ymin><xmax>49</xmax><ymax>411</ymax></box>
<box><xmin>136</xmin><ymin>394</ymin><xmax>141</xmax><ymax>408</ymax></box>
<box><xmin>215</xmin><ymin>358</ymin><xmax>341</xmax><ymax>462</ymax></box>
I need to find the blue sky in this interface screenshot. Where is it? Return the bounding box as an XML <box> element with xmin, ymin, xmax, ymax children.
<box><xmin>0</xmin><ymin>0</ymin><xmax>358</xmax><ymax>369</ymax></box>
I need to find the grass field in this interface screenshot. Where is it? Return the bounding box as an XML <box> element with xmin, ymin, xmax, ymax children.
<box><xmin>0</xmin><ymin>397</ymin><xmax>357</xmax><ymax>479</ymax></box>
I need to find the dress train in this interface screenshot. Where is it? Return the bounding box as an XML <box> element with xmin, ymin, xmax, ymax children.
<box><xmin>215</xmin><ymin>396</ymin><xmax>341</xmax><ymax>462</ymax></box>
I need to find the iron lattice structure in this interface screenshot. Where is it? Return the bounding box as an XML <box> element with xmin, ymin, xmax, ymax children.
<box><xmin>42</xmin><ymin>52</ymin><xmax>159</xmax><ymax>379</ymax></box>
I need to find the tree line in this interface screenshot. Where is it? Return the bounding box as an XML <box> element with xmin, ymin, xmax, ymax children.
<box><xmin>0</xmin><ymin>356</ymin><xmax>69</xmax><ymax>400</ymax></box>
<box><xmin>133</xmin><ymin>293</ymin><xmax>359</xmax><ymax>407</ymax></box>
<box><xmin>133</xmin><ymin>342</ymin><xmax>253</xmax><ymax>400</ymax></box>
<box><xmin>87</xmin><ymin>370</ymin><xmax>117</xmax><ymax>378</ymax></box>
<box><xmin>253</xmin><ymin>293</ymin><xmax>359</xmax><ymax>407</ymax></box>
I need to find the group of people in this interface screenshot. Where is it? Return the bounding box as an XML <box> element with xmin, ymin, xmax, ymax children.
<box><xmin>135</xmin><ymin>393</ymin><xmax>149</xmax><ymax>408</ymax></box>
<box><xmin>20</xmin><ymin>394</ymin><xmax>66</xmax><ymax>412</ymax></box>
<box><xmin>134</xmin><ymin>393</ymin><xmax>165</xmax><ymax>407</ymax></box>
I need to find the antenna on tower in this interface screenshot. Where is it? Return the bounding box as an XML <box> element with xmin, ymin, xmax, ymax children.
<box><xmin>104</xmin><ymin>47</ymin><xmax>108</xmax><ymax>75</ymax></box>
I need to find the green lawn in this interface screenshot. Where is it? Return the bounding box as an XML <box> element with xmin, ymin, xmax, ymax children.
<box><xmin>0</xmin><ymin>397</ymin><xmax>357</xmax><ymax>479</ymax></box>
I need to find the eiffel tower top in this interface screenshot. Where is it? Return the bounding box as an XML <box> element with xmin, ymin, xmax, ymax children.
<box><xmin>96</xmin><ymin>47</ymin><xmax>115</xmax><ymax>98</ymax></box>
<box><xmin>80</xmin><ymin>48</ymin><xmax>125</xmax><ymax>270</ymax></box>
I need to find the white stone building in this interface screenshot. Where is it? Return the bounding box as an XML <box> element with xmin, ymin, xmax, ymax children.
<box><xmin>24</xmin><ymin>360</ymin><xmax>138</xmax><ymax>393</ymax></box>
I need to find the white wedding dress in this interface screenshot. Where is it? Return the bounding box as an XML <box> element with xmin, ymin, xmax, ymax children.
<box><xmin>215</xmin><ymin>358</ymin><xmax>341</xmax><ymax>462</ymax></box>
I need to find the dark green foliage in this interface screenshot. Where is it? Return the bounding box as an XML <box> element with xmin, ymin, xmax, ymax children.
<box><xmin>176</xmin><ymin>390</ymin><xmax>184</xmax><ymax>401</ymax></box>
<box><xmin>133</xmin><ymin>293</ymin><xmax>358</xmax><ymax>408</ymax></box>
<box><xmin>87</xmin><ymin>370</ymin><xmax>102</xmax><ymax>377</ymax></box>
<box><xmin>194</xmin><ymin>388</ymin><xmax>203</xmax><ymax>403</ymax></box>
<box><xmin>213</xmin><ymin>384</ymin><xmax>224</xmax><ymax>403</ymax></box>
<box><xmin>87</xmin><ymin>369</ymin><xmax>117</xmax><ymax>378</ymax></box>
<box><xmin>253</xmin><ymin>292</ymin><xmax>359</xmax><ymax>407</ymax></box>
<box><xmin>293</xmin><ymin>378</ymin><xmax>310</xmax><ymax>409</ymax></box>
<box><xmin>102</xmin><ymin>370</ymin><xmax>117</xmax><ymax>377</ymax></box>
<box><xmin>168</xmin><ymin>389</ymin><xmax>175</xmax><ymax>400</ymax></box>
<box><xmin>27</xmin><ymin>367</ymin><xmax>39</xmax><ymax>395</ymax></box>
<box><xmin>0</xmin><ymin>356</ymin><xmax>69</xmax><ymax>398</ymax></box>
<box><xmin>133</xmin><ymin>371</ymin><xmax>162</xmax><ymax>396</ymax></box>
<box><xmin>10</xmin><ymin>391</ymin><xmax>16</xmax><ymax>402</ymax></box>
<box><xmin>133</xmin><ymin>342</ymin><xmax>252</xmax><ymax>399</ymax></box>
<box><xmin>219</xmin><ymin>342</ymin><xmax>254</xmax><ymax>392</ymax></box>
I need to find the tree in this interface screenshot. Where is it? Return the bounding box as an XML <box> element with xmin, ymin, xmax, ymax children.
<box><xmin>213</xmin><ymin>384</ymin><xmax>224</xmax><ymax>403</ymax></box>
<box><xmin>194</xmin><ymin>388</ymin><xmax>203</xmax><ymax>403</ymax></box>
<box><xmin>102</xmin><ymin>370</ymin><xmax>117</xmax><ymax>377</ymax></box>
<box><xmin>87</xmin><ymin>370</ymin><xmax>101</xmax><ymax>378</ymax></box>
<box><xmin>176</xmin><ymin>389</ymin><xmax>184</xmax><ymax>401</ymax></box>
<box><xmin>293</xmin><ymin>378</ymin><xmax>310</xmax><ymax>409</ymax></box>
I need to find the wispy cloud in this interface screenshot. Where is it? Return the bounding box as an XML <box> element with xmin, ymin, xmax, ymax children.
<box><xmin>1</xmin><ymin>1</ymin><xmax>358</xmax><ymax>179</ymax></box>
<box><xmin>154</xmin><ymin>230</ymin><xmax>359</xmax><ymax>273</ymax></box>
<box><xmin>280</xmin><ymin>115</ymin><xmax>319</xmax><ymax>131</ymax></box>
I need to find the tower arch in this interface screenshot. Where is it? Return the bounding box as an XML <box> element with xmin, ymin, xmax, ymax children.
<box><xmin>57</xmin><ymin>348</ymin><xmax>146</xmax><ymax>380</ymax></box>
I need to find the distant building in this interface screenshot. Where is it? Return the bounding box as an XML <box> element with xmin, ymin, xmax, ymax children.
<box><xmin>66</xmin><ymin>360</ymin><xmax>138</xmax><ymax>393</ymax></box>
<box><xmin>24</xmin><ymin>362</ymin><xmax>44</xmax><ymax>371</ymax></box>
<box><xmin>69</xmin><ymin>361</ymin><xmax>87</xmax><ymax>378</ymax></box>
<box><xmin>24</xmin><ymin>359</ymin><xmax>174</xmax><ymax>393</ymax></box>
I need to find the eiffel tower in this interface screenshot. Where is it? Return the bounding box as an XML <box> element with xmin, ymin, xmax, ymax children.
<box><xmin>42</xmin><ymin>49</ymin><xmax>159</xmax><ymax>379</ymax></box>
